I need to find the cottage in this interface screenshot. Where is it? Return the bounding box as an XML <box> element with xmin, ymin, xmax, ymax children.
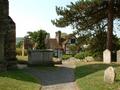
<box><xmin>45</xmin><ymin>31</ymin><xmax>78</xmax><ymax>56</ymax></box>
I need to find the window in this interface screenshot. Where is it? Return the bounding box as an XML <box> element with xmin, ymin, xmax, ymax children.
<box><xmin>71</xmin><ymin>39</ymin><xmax>75</xmax><ymax>43</ymax></box>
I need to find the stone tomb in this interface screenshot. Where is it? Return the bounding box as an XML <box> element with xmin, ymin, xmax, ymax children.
<box><xmin>103</xmin><ymin>49</ymin><xmax>111</xmax><ymax>63</ymax></box>
<box><xmin>28</xmin><ymin>49</ymin><xmax>54</xmax><ymax>65</ymax></box>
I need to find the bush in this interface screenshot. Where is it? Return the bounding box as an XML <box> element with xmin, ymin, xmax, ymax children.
<box><xmin>74</xmin><ymin>52</ymin><xmax>85</xmax><ymax>59</ymax></box>
<box><xmin>62</xmin><ymin>54</ymin><xmax>72</xmax><ymax>60</ymax></box>
<box><xmin>74</xmin><ymin>51</ymin><xmax>92</xmax><ymax>59</ymax></box>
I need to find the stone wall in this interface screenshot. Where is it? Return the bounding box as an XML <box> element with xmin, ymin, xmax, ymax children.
<box><xmin>28</xmin><ymin>49</ymin><xmax>53</xmax><ymax>65</ymax></box>
<box><xmin>0</xmin><ymin>0</ymin><xmax>16</xmax><ymax>70</ymax></box>
<box><xmin>5</xmin><ymin>16</ymin><xmax>16</xmax><ymax>64</ymax></box>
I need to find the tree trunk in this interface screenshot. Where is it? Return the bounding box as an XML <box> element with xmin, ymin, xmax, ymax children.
<box><xmin>107</xmin><ymin>0</ymin><xmax>114</xmax><ymax>51</ymax></box>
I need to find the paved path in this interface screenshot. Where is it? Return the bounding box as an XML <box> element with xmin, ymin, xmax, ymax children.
<box><xmin>19</xmin><ymin>61</ymin><xmax>79</xmax><ymax>90</ymax></box>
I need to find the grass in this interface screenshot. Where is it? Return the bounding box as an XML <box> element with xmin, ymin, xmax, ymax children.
<box><xmin>0</xmin><ymin>69</ymin><xmax>40</xmax><ymax>90</ymax></box>
<box><xmin>75</xmin><ymin>62</ymin><xmax>120</xmax><ymax>90</ymax></box>
<box><xmin>16</xmin><ymin>56</ymin><xmax>28</xmax><ymax>61</ymax></box>
<box><xmin>16</xmin><ymin>56</ymin><xmax>28</xmax><ymax>64</ymax></box>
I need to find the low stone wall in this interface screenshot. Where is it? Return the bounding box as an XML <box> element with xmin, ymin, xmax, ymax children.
<box><xmin>28</xmin><ymin>49</ymin><xmax>53</xmax><ymax>65</ymax></box>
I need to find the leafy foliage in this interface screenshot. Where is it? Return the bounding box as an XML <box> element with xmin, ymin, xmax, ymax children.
<box><xmin>52</xmin><ymin>0</ymin><xmax>120</xmax><ymax>58</ymax></box>
<box><xmin>68</xmin><ymin>44</ymin><xmax>78</xmax><ymax>55</ymax></box>
<box><xmin>62</xmin><ymin>54</ymin><xmax>72</xmax><ymax>60</ymax></box>
<box><xmin>27</xmin><ymin>30</ymin><xmax>48</xmax><ymax>49</ymax></box>
<box><xmin>74</xmin><ymin>51</ymin><xmax>91</xmax><ymax>59</ymax></box>
<box><xmin>16</xmin><ymin>40</ymin><xmax>23</xmax><ymax>48</ymax></box>
<box><xmin>52</xmin><ymin>0</ymin><xmax>120</xmax><ymax>31</ymax></box>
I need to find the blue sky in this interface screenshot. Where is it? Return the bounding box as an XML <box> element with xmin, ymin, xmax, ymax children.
<box><xmin>9</xmin><ymin>0</ymin><xmax>78</xmax><ymax>38</ymax></box>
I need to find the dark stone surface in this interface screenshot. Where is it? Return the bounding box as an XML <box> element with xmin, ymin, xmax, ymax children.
<box><xmin>0</xmin><ymin>0</ymin><xmax>16</xmax><ymax>70</ymax></box>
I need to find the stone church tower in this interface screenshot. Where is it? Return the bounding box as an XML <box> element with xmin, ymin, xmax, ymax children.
<box><xmin>0</xmin><ymin>0</ymin><xmax>16</xmax><ymax>70</ymax></box>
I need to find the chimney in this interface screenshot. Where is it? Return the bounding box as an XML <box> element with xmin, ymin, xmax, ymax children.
<box><xmin>56</xmin><ymin>31</ymin><xmax>61</xmax><ymax>45</ymax></box>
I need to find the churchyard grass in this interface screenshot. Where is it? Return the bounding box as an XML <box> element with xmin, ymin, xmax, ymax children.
<box><xmin>17</xmin><ymin>56</ymin><xmax>28</xmax><ymax>61</ymax></box>
<box><xmin>0</xmin><ymin>69</ymin><xmax>41</xmax><ymax>90</ymax></box>
<box><xmin>16</xmin><ymin>56</ymin><xmax>28</xmax><ymax>64</ymax></box>
<box><xmin>75</xmin><ymin>62</ymin><xmax>120</xmax><ymax>90</ymax></box>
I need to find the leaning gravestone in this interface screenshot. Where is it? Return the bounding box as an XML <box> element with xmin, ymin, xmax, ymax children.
<box><xmin>103</xmin><ymin>49</ymin><xmax>111</xmax><ymax>63</ymax></box>
<box><xmin>104</xmin><ymin>66</ymin><xmax>115</xmax><ymax>84</ymax></box>
<box><xmin>117</xmin><ymin>50</ymin><xmax>120</xmax><ymax>63</ymax></box>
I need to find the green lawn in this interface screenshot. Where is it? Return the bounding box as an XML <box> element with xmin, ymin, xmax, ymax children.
<box><xmin>0</xmin><ymin>69</ymin><xmax>41</xmax><ymax>90</ymax></box>
<box><xmin>16</xmin><ymin>56</ymin><xmax>28</xmax><ymax>61</ymax></box>
<box><xmin>16</xmin><ymin>56</ymin><xmax>28</xmax><ymax>64</ymax></box>
<box><xmin>75</xmin><ymin>62</ymin><xmax>120</xmax><ymax>90</ymax></box>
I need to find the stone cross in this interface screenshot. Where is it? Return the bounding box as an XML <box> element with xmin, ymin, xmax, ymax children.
<box><xmin>117</xmin><ymin>50</ymin><xmax>120</xmax><ymax>63</ymax></box>
<box><xmin>103</xmin><ymin>49</ymin><xmax>111</xmax><ymax>63</ymax></box>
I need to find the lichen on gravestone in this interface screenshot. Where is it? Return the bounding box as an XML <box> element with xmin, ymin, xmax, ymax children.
<box><xmin>104</xmin><ymin>66</ymin><xmax>116</xmax><ymax>84</ymax></box>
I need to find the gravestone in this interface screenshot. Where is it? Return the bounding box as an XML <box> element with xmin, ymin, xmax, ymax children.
<box><xmin>117</xmin><ymin>50</ymin><xmax>120</xmax><ymax>63</ymax></box>
<box><xmin>103</xmin><ymin>49</ymin><xmax>111</xmax><ymax>63</ymax></box>
<box><xmin>104</xmin><ymin>66</ymin><xmax>115</xmax><ymax>84</ymax></box>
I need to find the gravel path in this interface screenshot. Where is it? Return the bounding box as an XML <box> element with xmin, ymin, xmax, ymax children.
<box><xmin>20</xmin><ymin>61</ymin><xmax>79</xmax><ymax>90</ymax></box>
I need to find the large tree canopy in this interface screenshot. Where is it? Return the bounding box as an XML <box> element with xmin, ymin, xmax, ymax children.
<box><xmin>52</xmin><ymin>0</ymin><xmax>120</xmax><ymax>51</ymax></box>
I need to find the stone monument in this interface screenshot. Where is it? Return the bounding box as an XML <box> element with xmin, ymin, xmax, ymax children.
<box><xmin>117</xmin><ymin>50</ymin><xmax>120</xmax><ymax>63</ymax></box>
<box><xmin>103</xmin><ymin>49</ymin><xmax>111</xmax><ymax>63</ymax></box>
<box><xmin>104</xmin><ymin>66</ymin><xmax>116</xmax><ymax>84</ymax></box>
<box><xmin>0</xmin><ymin>0</ymin><xmax>16</xmax><ymax>70</ymax></box>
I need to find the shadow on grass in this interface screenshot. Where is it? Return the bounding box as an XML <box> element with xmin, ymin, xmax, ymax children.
<box><xmin>0</xmin><ymin>64</ymin><xmax>75</xmax><ymax>86</ymax></box>
<box><xmin>0</xmin><ymin>69</ymin><xmax>39</xmax><ymax>84</ymax></box>
<box><xmin>75</xmin><ymin>63</ymin><xmax>120</xmax><ymax>79</ymax></box>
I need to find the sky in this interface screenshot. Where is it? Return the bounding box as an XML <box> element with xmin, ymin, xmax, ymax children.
<box><xmin>9</xmin><ymin>0</ymin><xmax>78</xmax><ymax>38</ymax></box>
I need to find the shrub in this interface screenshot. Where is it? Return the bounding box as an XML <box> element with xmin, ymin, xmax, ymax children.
<box><xmin>74</xmin><ymin>51</ymin><xmax>92</xmax><ymax>59</ymax></box>
<box><xmin>62</xmin><ymin>54</ymin><xmax>72</xmax><ymax>60</ymax></box>
<box><xmin>74</xmin><ymin>52</ymin><xmax>85</xmax><ymax>59</ymax></box>
<box><xmin>92</xmin><ymin>52</ymin><xmax>103</xmax><ymax>61</ymax></box>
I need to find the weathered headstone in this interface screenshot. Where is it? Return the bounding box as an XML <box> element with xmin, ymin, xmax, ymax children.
<box><xmin>117</xmin><ymin>50</ymin><xmax>120</xmax><ymax>63</ymax></box>
<box><xmin>103</xmin><ymin>49</ymin><xmax>111</xmax><ymax>63</ymax></box>
<box><xmin>104</xmin><ymin>66</ymin><xmax>115</xmax><ymax>84</ymax></box>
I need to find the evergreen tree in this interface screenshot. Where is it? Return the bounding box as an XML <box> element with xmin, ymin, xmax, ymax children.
<box><xmin>52</xmin><ymin>0</ymin><xmax>120</xmax><ymax>51</ymax></box>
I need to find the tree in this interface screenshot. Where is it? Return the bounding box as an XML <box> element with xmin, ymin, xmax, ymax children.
<box><xmin>52</xmin><ymin>0</ymin><xmax>120</xmax><ymax>51</ymax></box>
<box><xmin>27</xmin><ymin>30</ymin><xmax>48</xmax><ymax>49</ymax></box>
<box><xmin>16</xmin><ymin>40</ymin><xmax>23</xmax><ymax>48</ymax></box>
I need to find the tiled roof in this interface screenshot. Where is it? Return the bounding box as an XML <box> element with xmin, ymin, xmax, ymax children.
<box><xmin>48</xmin><ymin>39</ymin><xmax>62</xmax><ymax>49</ymax></box>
